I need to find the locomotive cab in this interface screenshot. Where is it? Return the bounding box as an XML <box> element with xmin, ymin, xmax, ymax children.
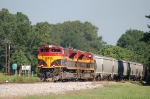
<box><xmin>37</xmin><ymin>45</ymin><xmax>64</xmax><ymax>81</ymax></box>
<box><xmin>38</xmin><ymin>45</ymin><xmax>63</xmax><ymax>68</ymax></box>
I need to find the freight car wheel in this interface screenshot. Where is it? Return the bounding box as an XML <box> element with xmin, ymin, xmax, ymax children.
<box><xmin>97</xmin><ymin>75</ymin><xmax>101</xmax><ymax>81</ymax></box>
<box><xmin>108</xmin><ymin>76</ymin><xmax>112</xmax><ymax>81</ymax></box>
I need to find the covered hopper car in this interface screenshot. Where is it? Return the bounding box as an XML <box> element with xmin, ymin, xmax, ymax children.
<box><xmin>94</xmin><ymin>55</ymin><xmax>143</xmax><ymax>81</ymax></box>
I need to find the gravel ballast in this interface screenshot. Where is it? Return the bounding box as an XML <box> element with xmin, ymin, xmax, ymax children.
<box><xmin>0</xmin><ymin>82</ymin><xmax>103</xmax><ymax>97</ymax></box>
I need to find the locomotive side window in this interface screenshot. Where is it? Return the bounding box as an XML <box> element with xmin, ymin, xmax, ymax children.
<box><xmin>52</xmin><ymin>49</ymin><xmax>61</xmax><ymax>52</ymax></box>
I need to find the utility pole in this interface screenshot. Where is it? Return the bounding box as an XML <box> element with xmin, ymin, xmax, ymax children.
<box><xmin>1</xmin><ymin>39</ymin><xmax>11</xmax><ymax>76</ymax></box>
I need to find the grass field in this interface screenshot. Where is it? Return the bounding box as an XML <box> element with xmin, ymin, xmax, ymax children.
<box><xmin>23</xmin><ymin>82</ymin><xmax>150</xmax><ymax>99</ymax></box>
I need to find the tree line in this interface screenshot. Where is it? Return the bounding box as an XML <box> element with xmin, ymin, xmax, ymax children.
<box><xmin>0</xmin><ymin>8</ymin><xmax>150</xmax><ymax>84</ymax></box>
<box><xmin>0</xmin><ymin>8</ymin><xmax>106</xmax><ymax>72</ymax></box>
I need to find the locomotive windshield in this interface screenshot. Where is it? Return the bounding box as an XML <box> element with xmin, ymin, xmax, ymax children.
<box><xmin>41</xmin><ymin>49</ymin><xmax>49</xmax><ymax>52</ymax></box>
<box><xmin>40</xmin><ymin>48</ymin><xmax>61</xmax><ymax>53</ymax></box>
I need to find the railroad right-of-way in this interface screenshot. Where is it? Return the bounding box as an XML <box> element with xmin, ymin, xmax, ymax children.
<box><xmin>0</xmin><ymin>81</ymin><xmax>106</xmax><ymax>98</ymax></box>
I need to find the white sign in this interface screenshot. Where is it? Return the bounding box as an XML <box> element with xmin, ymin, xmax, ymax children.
<box><xmin>22</xmin><ymin>65</ymin><xmax>31</xmax><ymax>71</ymax></box>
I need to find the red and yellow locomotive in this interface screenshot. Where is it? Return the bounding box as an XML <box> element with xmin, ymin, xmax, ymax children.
<box><xmin>37</xmin><ymin>45</ymin><xmax>95</xmax><ymax>81</ymax></box>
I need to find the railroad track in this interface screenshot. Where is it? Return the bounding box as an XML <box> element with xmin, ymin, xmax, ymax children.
<box><xmin>0</xmin><ymin>79</ymin><xmax>121</xmax><ymax>85</ymax></box>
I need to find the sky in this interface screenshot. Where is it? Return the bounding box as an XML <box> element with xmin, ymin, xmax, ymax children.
<box><xmin>0</xmin><ymin>0</ymin><xmax>150</xmax><ymax>45</ymax></box>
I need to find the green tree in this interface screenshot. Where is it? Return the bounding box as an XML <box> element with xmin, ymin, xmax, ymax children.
<box><xmin>34</xmin><ymin>22</ymin><xmax>51</xmax><ymax>46</ymax></box>
<box><xmin>142</xmin><ymin>15</ymin><xmax>150</xmax><ymax>44</ymax></box>
<box><xmin>99</xmin><ymin>45</ymin><xmax>135</xmax><ymax>61</ymax></box>
<box><xmin>0</xmin><ymin>9</ymin><xmax>36</xmax><ymax>72</ymax></box>
<box><xmin>140</xmin><ymin>15</ymin><xmax>150</xmax><ymax>85</ymax></box>
<box><xmin>50</xmin><ymin>21</ymin><xmax>106</xmax><ymax>53</ymax></box>
<box><xmin>0</xmin><ymin>8</ymin><xmax>16</xmax><ymax>39</ymax></box>
<box><xmin>117</xmin><ymin>29</ymin><xmax>149</xmax><ymax>64</ymax></box>
<box><xmin>0</xmin><ymin>8</ymin><xmax>16</xmax><ymax>72</ymax></box>
<box><xmin>11</xmin><ymin>49</ymin><xmax>28</xmax><ymax>68</ymax></box>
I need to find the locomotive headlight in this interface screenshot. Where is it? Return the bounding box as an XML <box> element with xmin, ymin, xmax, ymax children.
<box><xmin>89</xmin><ymin>55</ymin><xmax>91</xmax><ymax>58</ymax></box>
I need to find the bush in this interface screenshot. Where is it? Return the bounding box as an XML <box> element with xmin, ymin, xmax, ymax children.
<box><xmin>0</xmin><ymin>73</ymin><xmax>7</xmax><ymax>82</ymax></box>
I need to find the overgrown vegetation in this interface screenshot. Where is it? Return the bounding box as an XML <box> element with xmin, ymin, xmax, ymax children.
<box><xmin>0</xmin><ymin>73</ymin><xmax>39</xmax><ymax>83</ymax></box>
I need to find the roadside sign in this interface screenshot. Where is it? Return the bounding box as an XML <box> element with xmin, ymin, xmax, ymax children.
<box><xmin>22</xmin><ymin>65</ymin><xmax>31</xmax><ymax>71</ymax></box>
<box><xmin>12</xmin><ymin>64</ymin><xmax>17</xmax><ymax>70</ymax></box>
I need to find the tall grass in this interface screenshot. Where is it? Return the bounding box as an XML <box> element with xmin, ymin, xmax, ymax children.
<box><xmin>0</xmin><ymin>73</ymin><xmax>39</xmax><ymax>83</ymax></box>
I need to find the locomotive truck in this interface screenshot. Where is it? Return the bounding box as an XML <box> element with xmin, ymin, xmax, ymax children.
<box><xmin>37</xmin><ymin>45</ymin><xmax>144</xmax><ymax>81</ymax></box>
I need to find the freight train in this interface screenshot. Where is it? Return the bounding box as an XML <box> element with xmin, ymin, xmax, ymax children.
<box><xmin>37</xmin><ymin>45</ymin><xmax>145</xmax><ymax>81</ymax></box>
